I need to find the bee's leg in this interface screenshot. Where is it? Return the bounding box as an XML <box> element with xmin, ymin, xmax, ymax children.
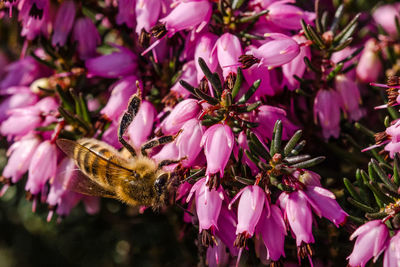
<box><xmin>119</xmin><ymin>92</ymin><xmax>141</xmax><ymax>157</ymax></box>
<box><xmin>157</xmin><ymin>156</ymin><xmax>187</xmax><ymax>169</ymax></box>
<box><xmin>141</xmin><ymin>130</ymin><xmax>182</xmax><ymax>156</ymax></box>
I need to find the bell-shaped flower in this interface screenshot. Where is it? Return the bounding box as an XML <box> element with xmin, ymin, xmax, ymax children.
<box><xmin>201</xmin><ymin>124</ymin><xmax>234</xmax><ymax>177</ymax></box>
<box><xmin>356</xmin><ymin>39</ymin><xmax>382</xmax><ymax>83</ymax></box>
<box><xmin>51</xmin><ymin>0</ymin><xmax>76</xmax><ymax>47</ymax></box>
<box><xmin>171</xmin><ymin>60</ymin><xmax>198</xmax><ymax>98</ymax></box>
<box><xmin>314</xmin><ymin>89</ymin><xmax>342</xmax><ymax>139</ymax></box>
<box><xmin>19</xmin><ymin>0</ymin><xmax>50</xmax><ymax>40</ymax></box>
<box><xmin>25</xmin><ymin>140</ymin><xmax>58</xmax><ymax>195</ymax></box>
<box><xmin>215</xmin><ymin>33</ymin><xmax>242</xmax><ymax>78</ymax></box>
<box><xmin>100</xmin><ymin>76</ymin><xmax>138</xmax><ymax>121</ymax></box>
<box><xmin>73</xmin><ymin>17</ymin><xmax>101</xmax><ymax>60</ymax></box>
<box><xmin>161</xmin><ymin>99</ymin><xmax>201</xmax><ymax>135</ymax></box>
<box><xmin>303</xmin><ymin>186</ymin><xmax>348</xmax><ymax>227</ymax></box>
<box><xmin>215</xmin><ymin>203</ymin><xmax>239</xmax><ymax>256</ymax></box>
<box><xmin>372</xmin><ymin>3</ymin><xmax>400</xmax><ymax>37</ymax></box>
<box><xmin>279</xmin><ymin>191</ymin><xmax>314</xmax><ymax>246</ymax></box>
<box><xmin>116</xmin><ymin>0</ymin><xmax>135</xmax><ymax>29</ymax></box>
<box><xmin>194</xmin><ymin>33</ymin><xmax>219</xmax><ymax>83</ymax></box>
<box><xmin>159</xmin><ymin>0</ymin><xmax>212</xmax><ymax>37</ymax></box>
<box><xmin>187</xmin><ymin>177</ymin><xmax>224</xmax><ymax>232</ymax></box>
<box><xmin>347</xmin><ymin>220</ymin><xmax>389</xmax><ymax>267</ymax></box>
<box><xmin>127</xmin><ymin>100</ymin><xmax>156</xmax><ymax>149</ymax></box>
<box><xmin>0</xmin><ymin>89</ymin><xmax>38</xmax><ymax>122</ymax></box>
<box><xmin>135</xmin><ymin>0</ymin><xmax>161</xmax><ymax>34</ymax></box>
<box><xmin>85</xmin><ymin>45</ymin><xmax>137</xmax><ymax>78</ymax></box>
<box><xmin>266</xmin><ymin>1</ymin><xmax>315</xmax><ymax>30</ymax></box>
<box><xmin>256</xmin><ymin>204</ymin><xmax>286</xmax><ymax>262</ymax></box>
<box><xmin>230</xmin><ymin>185</ymin><xmax>269</xmax><ymax>238</ymax></box>
<box><xmin>176</xmin><ymin>118</ymin><xmax>205</xmax><ymax>167</ymax></box>
<box><xmin>251</xmin><ymin>33</ymin><xmax>300</xmax><ymax>68</ymax></box>
<box><xmin>335</xmin><ymin>74</ymin><xmax>363</xmax><ymax>121</ymax></box>
<box><xmin>206</xmin><ymin>239</ymin><xmax>229</xmax><ymax>267</ymax></box>
<box><xmin>2</xmin><ymin>134</ymin><xmax>40</xmax><ymax>186</ymax></box>
<box><xmin>384</xmin><ymin>230</ymin><xmax>400</xmax><ymax>267</ymax></box>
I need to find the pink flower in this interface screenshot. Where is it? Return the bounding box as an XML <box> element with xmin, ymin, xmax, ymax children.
<box><xmin>356</xmin><ymin>39</ymin><xmax>382</xmax><ymax>83</ymax></box>
<box><xmin>266</xmin><ymin>1</ymin><xmax>315</xmax><ymax>30</ymax></box>
<box><xmin>303</xmin><ymin>185</ymin><xmax>348</xmax><ymax>227</ymax></box>
<box><xmin>229</xmin><ymin>185</ymin><xmax>268</xmax><ymax>237</ymax></box>
<box><xmin>384</xmin><ymin>231</ymin><xmax>400</xmax><ymax>267</ymax></box>
<box><xmin>255</xmin><ymin>105</ymin><xmax>298</xmax><ymax>140</ymax></box>
<box><xmin>243</xmin><ymin>64</ymin><xmax>276</xmax><ymax>97</ymax></box>
<box><xmin>55</xmin><ymin>191</ymin><xmax>81</xmax><ymax>217</ymax></box>
<box><xmin>19</xmin><ymin>0</ymin><xmax>50</xmax><ymax>40</ymax></box>
<box><xmin>51</xmin><ymin>0</ymin><xmax>76</xmax><ymax>47</ymax></box>
<box><xmin>152</xmin><ymin>142</ymin><xmax>180</xmax><ymax>164</ymax></box>
<box><xmin>127</xmin><ymin>100</ymin><xmax>156</xmax><ymax>149</ymax></box>
<box><xmin>347</xmin><ymin>220</ymin><xmax>389</xmax><ymax>267</ymax></box>
<box><xmin>314</xmin><ymin>89</ymin><xmax>342</xmax><ymax>139</ymax></box>
<box><xmin>25</xmin><ymin>140</ymin><xmax>58</xmax><ymax>195</ymax></box>
<box><xmin>279</xmin><ymin>191</ymin><xmax>314</xmax><ymax>246</ymax></box>
<box><xmin>176</xmin><ymin>118</ymin><xmax>205</xmax><ymax>167</ymax></box>
<box><xmin>335</xmin><ymin>74</ymin><xmax>363</xmax><ymax>121</ymax></box>
<box><xmin>0</xmin><ymin>89</ymin><xmax>38</xmax><ymax>122</ymax></box>
<box><xmin>282</xmin><ymin>35</ymin><xmax>311</xmax><ymax>90</ymax></box>
<box><xmin>215</xmin><ymin>33</ymin><xmax>242</xmax><ymax>78</ymax></box>
<box><xmin>100</xmin><ymin>76</ymin><xmax>138</xmax><ymax>121</ymax></box>
<box><xmin>159</xmin><ymin>0</ymin><xmax>212</xmax><ymax>36</ymax></box>
<box><xmin>373</xmin><ymin>4</ymin><xmax>400</xmax><ymax>37</ymax></box>
<box><xmin>251</xmin><ymin>34</ymin><xmax>300</xmax><ymax>68</ymax></box>
<box><xmin>256</xmin><ymin>204</ymin><xmax>286</xmax><ymax>261</ymax></box>
<box><xmin>171</xmin><ymin>60</ymin><xmax>198</xmax><ymax>98</ymax></box>
<box><xmin>102</xmin><ymin>122</ymin><xmax>122</xmax><ymax>149</ymax></box>
<box><xmin>85</xmin><ymin>45</ymin><xmax>137</xmax><ymax>78</ymax></box>
<box><xmin>73</xmin><ymin>17</ymin><xmax>101</xmax><ymax>60</ymax></box>
<box><xmin>201</xmin><ymin>124</ymin><xmax>234</xmax><ymax>177</ymax></box>
<box><xmin>116</xmin><ymin>0</ymin><xmax>135</xmax><ymax>28</ymax></box>
<box><xmin>194</xmin><ymin>33</ymin><xmax>219</xmax><ymax>83</ymax></box>
<box><xmin>187</xmin><ymin>177</ymin><xmax>224</xmax><ymax>232</ymax></box>
<box><xmin>215</xmin><ymin>203</ymin><xmax>239</xmax><ymax>256</ymax></box>
<box><xmin>47</xmin><ymin>158</ymin><xmax>75</xmax><ymax>208</ymax></box>
<box><xmin>206</xmin><ymin>240</ymin><xmax>229</xmax><ymax>267</ymax></box>
<box><xmin>233</xmin><ymin>131</ymin><xmax>261</xmax><ymax>175</ymax></box>
<box><xmin>2</xmin><ymin>134</ymin><xmax>40</xmax><ymax>184</ymax></box>
<box><xmin>135</xmin><ymin>0</ymin><xmax>161</xmax><ymax>34</ymax></box>
<box><xmin>161</xmin><ymin>99</ymin><xmax>201</xmax><ymax>135</ymax></box>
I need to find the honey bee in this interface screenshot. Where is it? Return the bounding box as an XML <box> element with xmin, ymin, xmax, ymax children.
<box><xmin>57</xmin><ymin>90</ymin><xmax>183</xmax><ymax>209</ymax></box>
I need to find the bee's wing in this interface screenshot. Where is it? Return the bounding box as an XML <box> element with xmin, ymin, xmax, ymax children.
<box><xmin>64</xmin><ymin>170</ymin><xmax>116</xmax><ymax>198</ymax></box>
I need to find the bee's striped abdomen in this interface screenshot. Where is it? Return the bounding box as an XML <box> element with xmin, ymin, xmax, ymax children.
<box><xmin>74</xmin><ymin>140</ymin><xmax>121</xmax><ymax>186</ymax></box>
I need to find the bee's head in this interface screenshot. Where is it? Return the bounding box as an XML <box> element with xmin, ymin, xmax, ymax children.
<box><xmin>154</xmin><ymin>173</ymin><xmax>170</xmax><ymax>196</ymax></box>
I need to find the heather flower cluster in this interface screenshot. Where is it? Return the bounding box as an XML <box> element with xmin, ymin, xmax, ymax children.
<box><xmin>1</xmin><ymin>0</ymin><xmax>398</xmax><ymax>266</ymax></box>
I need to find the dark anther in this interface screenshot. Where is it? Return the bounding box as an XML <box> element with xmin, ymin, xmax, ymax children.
<box><xmin>234</xmin><ymin>232</ymin><xmax>249</xmax><ymax>248</ymax></box>
<box><xmin>224</xmin><ymin>72</ymin><xmax>236</xmax><ymax>91</ymax></box>
<box><xmin>238</xmin><ymin>55</ymin><xmax>260</xmax><ymax>69</ymax></box>
<box><xmin>151</xmin><ymin>23</ymin><xmax>167</xmax><ymax>39</ymax></box>
<box><xmin>387</xmin><ymin>76</ymin><xmax>400</xmax><ymax>86</ymax></box>
<box><xmin>200</xmin><ymin>229</ymin><xmax>214</xmax><ymax>247</ymax></box>
<box><xmin>199</xmin><ymin>77</ymin><xmax>209</xmax><ymax>94</ymax></box>
<box><xmin>375</xmin><ymin>131</ymin><xmax>388</xmax><ymax>145</ymax></box>
<box><xmin>29</xmin><ymin>3</ymin><xmax>44</xmax><ymax>19</ymax></box>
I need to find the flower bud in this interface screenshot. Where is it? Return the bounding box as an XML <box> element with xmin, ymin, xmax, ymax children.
<box><xmin>356</xmin><ymin>39</ymin><xmax>382</xmax><ymax>83</ymax></box>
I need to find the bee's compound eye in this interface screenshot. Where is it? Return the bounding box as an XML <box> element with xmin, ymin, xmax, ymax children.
<box><xmin>154</xmin><ymin>173</ymin><xmax>168</xmax><ymax>196</ymax></box>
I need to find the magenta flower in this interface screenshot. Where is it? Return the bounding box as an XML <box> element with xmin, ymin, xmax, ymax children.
<box><xmin>215</xmin><ymin>33</ymin><xmax>242</xmax><ymax>78</ymax></box>
<box><xmin>161</xmin><ymin>99</ymin><xmax>201</xmax><ymax>135</ymax></box>
<box><xmin>86</xmin><ymin>45</ymin><xmax>137</xmax><ymax>78</ymax></box>
<box><xmin>215</xmin><ymin>203</ymin><xmax>239</xmax><ymax>256</ymax></box>
<box><xmin>372</xmin><ymin>3</ymin><xmax>400</xmax><ymax>37</ymax></box>
<box><xmin>335</xmin><ymin>74</ymin><xmax>363</xmax><ymax>121</ymax></box>
<box><xmin>201</xmin><ymin>124</ymin><xmax>234</xmax><ymax>177</ymax></box>
<box><xmin>229</xmin><ymin>185</ymin><xmax>268</xmax><ymax>238</ymax></box>
<box><xmin>25</xmin><ymin>140</ymin><xmax>58</xmax><ymax>196</ymax></box>
<box><xmin>187</xmin><ymin>177</ymin><xmax>224</xmax><ymax>232</ymax></box>
<box><xmin>176</xmin><ymin>118</ymin><xmax>205</xmax><ymax>167</ymax></box>
<box><xmin>135</xmin><ymin>0</ymin><xmax>161</xmax><ymax>34</ymax></box>
<box><xmin>347</xmin><ymin>220</ymin><xmax>389</xmax><ymax>267</ymax></box>
<box><xmin>116</xmin><ymin>0</ymin><xmax>135</xmax><ymax>29</ymax></box>
<box><xmin>73</xmin><ymin>17</ymin><xmax>101</xmax><ymax>60</ymax></box>
<box><xmin>250</xmin><ymin>34</ymin><xmax>300</xmax><ymax>68</ymax></box>
<box><xmin>256</xmin><ymin>204</ymin><xmax>286</xmax><ymax>262</ymax></box>
<box><xmin>100</xmin><ymin>76</ymin><xmax>138</xmax><ymax>121</ymax></box>
<box><xmin>243</xmin><ymin>64</ymin><xmax>276</xmax><ymax>97</ymax></box>
<box><xmin>266</xmin><ymin>1</ymin><xmax>315</xmax><ymax>30</ymax></box>
<box><xmin>303</xmin><ymin>185</ymin><xmax>348</xmax><ymax>227</ymax></box>
<box><xmin>233</xmin><ymin>131</ymin><xmax>261</xmax><ymax>175</ymax></box>
<box><xmin>55</xmin><ymin>191</ymin><xmax>81</xmax><ymax>217</ymax></box>
<box><xmin>159</xmin><ymin>0</ymin><xmax>212</xmax><ymax>37</ymax></box>
<box><xmin>384</xmin><ymin>231</ymin><xmax>400</xmax><ymax>267</ymax></box>
<box><xmin>102</xmin><ymin>122</ymin><xmax>122</xmax><ymax>149</ymax></box>
<box><xmin>127</xmin><ymin>100</ymin><xmax>156</xmax><ymax>149</ymax></box>
<box><xmin>47</xmin><ymin>158</ymin><xmax>75</xmax><ymax>208</ymax></box>
<box><xmin>255</xmin><ymin>105</ymin><xmax>298</xmax><ymax>140</ymax></box>
<box><xmin>19</xmin><ymin>0</ymin><xmax>50</xmax><ymax>40</ymax></box>
<box><xmin>0</xmin><ymin>89</ymin><xmax>38</xmax><ymax>122</ymax></box>
<box><xmin>356</xmin><ymin>39</ymin><xmax>382</xmax><ymax>83</ymax></box>
<box><xmin>152</xmin><ymin>142</ymin><xmax>180</xmax><ymax>165</ymax></box>
<box><xmin>206</xmin><ymin>240</ymin><xmax>229</xmax><ymax>267</ymax></box>
<box><xmin>314</xmin><ymin>89</ymin><xmax>342</xmax><ymax>139</ymax></box>
<box><xmin>279</xmin><ymin>191</ymin><xmax>314</xmax><ymax>246</ymax></box>
<box><xmin>194</xmin><ymin>33</ymin><xmax>219</xmax><ymax>83</ymax></box>
<box><xmin>171</xmin><ymin>60</ymin><xmax>198</xmax><ymax>98</ymax></box>
<box><xmin>51</xmin><ymin>0</ymin><xmax>76</xmax><ymax>47</ymax></box>
<box><xmin>1</xmin><ymin>134</ymin><xmax>40</xmax><ymax>186</ymax></box>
